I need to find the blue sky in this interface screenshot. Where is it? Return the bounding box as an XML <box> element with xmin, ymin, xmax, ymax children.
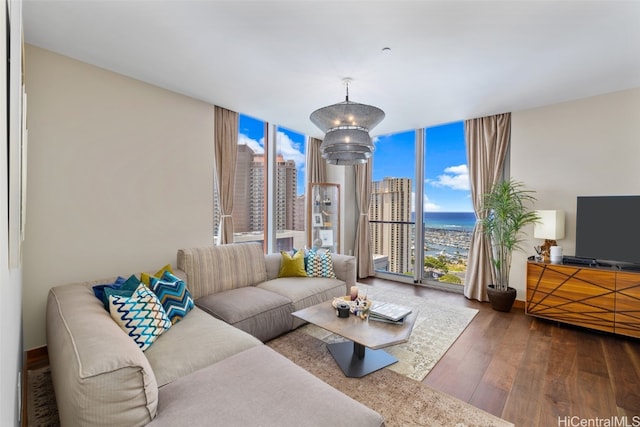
<box><xmin>239</xmin><ymin>114</ymin><xmax>307</xmax><ymax>194</ymax></box>
<box><xmin>373</xmin><ymin>121</ymin><xmax>473</xmax><ymax>212</ymax></box>
<box><xmin>238</xmin><ymin>115</ymin><xmax>472</xmax><ymax>212</ymax></box>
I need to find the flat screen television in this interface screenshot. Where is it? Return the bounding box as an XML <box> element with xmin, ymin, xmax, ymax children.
<box><xmin>575</xmin><ymin>195</ymin><xmax>640</xmax><ymax>267</ymax></box>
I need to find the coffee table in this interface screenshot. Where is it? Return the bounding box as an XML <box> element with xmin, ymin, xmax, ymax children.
<box><xmin>292</xmin><ymin>300</ymin><xmax>416</xmax><ymax>378</ymax></box>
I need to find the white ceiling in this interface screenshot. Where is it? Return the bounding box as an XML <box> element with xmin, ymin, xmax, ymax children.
<box><xmin>22</xmin><ymin>0</ymin><xmax>640</xmax><ymax>138</ymax></box>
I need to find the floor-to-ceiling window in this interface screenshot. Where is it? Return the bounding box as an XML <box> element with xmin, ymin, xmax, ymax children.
<box><xmin>274</xmin><ymin>125</ymin><xmax>306</xmax><ymax>252</ymax></box>
<box><xmin>213</xmin><ymin>114</ymin><xmax>307</xmax><ymax>251</ymax></box>
<box><xmin>371</xmin><ymin>121</ymin><xmax>474</xmax><ymax>290</ymax></box>
<box><xmin>370</xmin><ymin>130</ymin><xmax>416</xmax><ymax>276</ymax></box>
<box><xmin>222</xmin><ymin>114</ymin><xmax>267</xmax><ymax>245</ymax></box>
<box><xmin>422</xmin><ymin>122</ymin><xmax>474</xmax><ymax>288</ymax></box>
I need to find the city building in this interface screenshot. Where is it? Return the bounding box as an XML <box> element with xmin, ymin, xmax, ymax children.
<box><xmin>215</xmin><ymin>145</ymin><xmax>299</xmax><ymax>236</ymax></box>
<box><xmin>370</xmin><ymin>177</ymin><xmax>412</xmax><ymax>275</ymax></box>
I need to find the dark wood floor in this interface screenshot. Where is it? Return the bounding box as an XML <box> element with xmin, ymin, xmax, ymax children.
<box><xmin>360</xmin><ymin>277</ymin><xmax>640</xmax><ymax>426</ymax></box>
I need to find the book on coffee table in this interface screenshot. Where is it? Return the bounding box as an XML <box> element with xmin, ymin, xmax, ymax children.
<box><xmin>369</xmin><ymin>301</ymin><xmax>412</xmax><ymax>322</ymax></box>
<box><xmin>368</xmin><ymin>313</ymin><xmax>406</xmax><ymax>325</ymax></box>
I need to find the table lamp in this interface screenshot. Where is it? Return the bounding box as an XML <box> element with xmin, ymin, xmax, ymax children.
<box><xmin>534</xmin><ymin>210</ymin><xmax>565</xmax><ymax>262</ymax></box>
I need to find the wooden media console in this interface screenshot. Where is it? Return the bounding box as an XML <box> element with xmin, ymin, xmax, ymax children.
<box><xmin>526</xmin><ymin>261</ymin><xmax>640</xmax><ymax>338</ymax></box>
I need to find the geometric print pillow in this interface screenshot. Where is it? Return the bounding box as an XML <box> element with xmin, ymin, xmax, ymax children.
<box><xmin>109</xmin><ymin>284</ymin><xmax>172</xmax><ymax>351</ymax></box>
<box><xmin>305</xmin><ymin>250</ymin><xmax>337</xmax><ymax>278</ymax></box>
<box><xmin>150</xmin><ymin>271</ymin><xmax>194</xmax><ymax>324</ymax></box>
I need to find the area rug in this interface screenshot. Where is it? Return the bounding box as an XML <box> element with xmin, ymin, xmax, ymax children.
<box><xmin>267</xmin><ymin>330</ymin><xmax>513</xmax><ymax>427</ymax></box>
<box><xmin>299</xmin><ymin>283</ymin><xmax>478</xmax><ymax>381</ymax></box>
<box><xmin>27</xmin><ymin>367</ymin><xmax>59</xmax><ymax>427</ymax></box>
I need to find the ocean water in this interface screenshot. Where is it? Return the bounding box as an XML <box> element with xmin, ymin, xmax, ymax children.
<box><xmin>423</xmin><ymin>212</ymin><xmax>476</xmax><ymax>231</ymax></box>
<box><xmin>421</xmin><ymin>212</ymin><xmax>476</xmax><ymax>259</ymax></box>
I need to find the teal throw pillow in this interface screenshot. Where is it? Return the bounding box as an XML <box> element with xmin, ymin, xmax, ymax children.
<box><xmin>92</xmin><ymin>276</ymin><xmax>127</xmax><ymax>306</ymax></box>
<box><xmin>150</xmin><ymin>272</ymin><xmax>194</xmax><ymax>324</ymax></box>
<box><xmin>101</xmin><ymin>274</ymin><xmax>141</xmax><ymax>310</ymax></box>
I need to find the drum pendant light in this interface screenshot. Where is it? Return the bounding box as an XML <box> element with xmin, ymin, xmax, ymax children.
<box><xmin>310</xmin><ymin>79</ymin><xmax>385</xmax><ymax>165</ymax></box>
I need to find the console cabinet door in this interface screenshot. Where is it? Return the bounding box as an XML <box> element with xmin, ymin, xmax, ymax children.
<box><xmin>526</xmin><ymin>263</ymin><xmax>615</xmax><ymax>333</ymax></box>
<box><xmin>615</xmin><ymin>272</ymin><xmax>640</xmax><ymax>338</ymax></box>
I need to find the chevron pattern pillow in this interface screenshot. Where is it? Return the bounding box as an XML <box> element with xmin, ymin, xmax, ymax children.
<box><xmin>306</xmin><ymin>250</ymin><xmax>336</xmax><ymax>278</ymax></box>
<box><xmin>150</xmin><ymin>271</ymin><xmax>194</xmax><ymax>324</ymax></box>
<box><xmin>109</xmin><ymin>284</ymin><xmax>171</xmax><ymax>351</ymax></box>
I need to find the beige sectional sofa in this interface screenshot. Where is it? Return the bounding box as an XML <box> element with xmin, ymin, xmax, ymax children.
<box><xmin>46</xmin><ymin>242</ymin><xmax>384</xmax><ymax>426</ymax></box>
<box><xmin>178</xmin><ymin>242</ymin><xmax>356</xmax><ymax>340</ymax></box>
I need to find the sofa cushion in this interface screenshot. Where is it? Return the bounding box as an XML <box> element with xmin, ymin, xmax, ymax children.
<box><xmin>177</xmin><ymin>242</ymin><xmax>268</xmax><ymax>299</ymax></box>
<box><xmin>145</xmin><ymin>306</ymin><xmax>262</xmax><ymax>387</ymax></box>
<box><xmin>150</xmin><ymin>271</ymin><xmax>194</xmax><ymax>324</ymax></box>
<box><xmin>196</xmin><ymin>287</ymin><xmax>293</xmax><ymax>342</ymax></box>
<box><xmin>146</xmin><ymin>346</ymin><xmax>385</xmax><ymax>427</ymax></box>
<box><xmin>109</xmin><ymin>284</ymin><xmax>172</xmax><ymax>351</ymax></box>
<box><xmin>257</xmin><ymin>277</ymin><xmax>345</xmax><ymax>329</ymax></box>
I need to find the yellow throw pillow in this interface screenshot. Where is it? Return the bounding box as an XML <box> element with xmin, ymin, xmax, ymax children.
<box><xmin>278</xmin><ymin>250</ymin><xmax>307</xmax><ymax>278</ymax></box>
<box><xmin>141</xmin><ymin>264</ymin><xmax>173</xmax><ymax>286</ymax></box>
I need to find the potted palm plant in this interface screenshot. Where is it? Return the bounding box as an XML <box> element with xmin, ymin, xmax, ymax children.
<box><xmin>481</xmin><ymin>179</ymin><xmax>539</xmax><ymax>312</ymax></box>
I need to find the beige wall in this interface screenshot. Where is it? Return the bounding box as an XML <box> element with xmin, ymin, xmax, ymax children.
<box><xmin>509</xmin><ymin>87</ymin><xmax>640</xmax><ymax>300</ymax></box>
<box><xmin>23</xmin><ymin>46</ymin><xmax>216</xmax><ymax>349</ymax></box>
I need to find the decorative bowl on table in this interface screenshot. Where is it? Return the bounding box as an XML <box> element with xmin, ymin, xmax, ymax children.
<box><xmin>332</xmin><ymin>296</ymin><xmax>372</xmax><ymax>319</ymax></box>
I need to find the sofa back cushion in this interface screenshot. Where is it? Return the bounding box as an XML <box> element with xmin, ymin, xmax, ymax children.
<box><xmin>177</xmin><ymin>242</ymin><xmax>268</xmax><ymax>299</ymax></box>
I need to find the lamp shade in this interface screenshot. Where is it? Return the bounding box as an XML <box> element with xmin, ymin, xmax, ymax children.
<box><xmin>320</xmin><ymin>128</ymin><xmax>373</xmax><ymax>165</ymax></box>
<box><xmin>310</xmin><ymin>101</ymin><xmax>385</xmax><ymax>133</ymax></box>
<box><xmin>534</xmin><ymin>210</ymin><xmax>565</xmax><ymax>240</ymax></box>
<box><xmin>309</xmin><ymin>81</ymin><xmax>384</xmax><ymax>165</ymax></box>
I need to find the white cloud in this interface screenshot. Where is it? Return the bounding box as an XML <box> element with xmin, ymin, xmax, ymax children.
<box><xmin>237</xmin><ymin>132</ymin><xmax>306</xmax><ymax>170</ymax></box>
<box><xmin>276</xmin><ymin>131</ymin><xmax>306</xmax><ymax>168</ymax></box>
<box><xmin>428</xmin><ymin>164</ymin><xmax>469</xmax><ymax>191</ymax></box>
<box><xmin>423</xmin><ymin>192</ymin><xmax>441</xmax><ymax>211</ymax></box>
<box><xmin>411</xmin><ymin>192</ymin><xmax>441</xmax><ymax>212</ymax></box>
<box><xmin>238</xmin><ymin>133</ymin><xmax>264</xmax><ymax>154</ymax></box>
<box><xmin>445</xmin><ymin>164</ymin><xmax>468</xmax><ymax>175</ymax></box>
<box><xmin>424</xmin><ymin>201</ymin><xmax>441</xmax><ymax>211</ymax></box>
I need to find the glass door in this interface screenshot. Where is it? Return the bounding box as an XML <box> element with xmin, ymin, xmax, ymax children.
<box><xmin>308</xmin><ymin>183</ymin><xmax>340</xmax><ymax>253</ymax></box>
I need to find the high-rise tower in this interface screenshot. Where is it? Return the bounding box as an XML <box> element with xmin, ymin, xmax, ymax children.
<box><xmin>370</xmin><ymin>177</ymin><xmax>412</xmax><ymax>274</ymax></box>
